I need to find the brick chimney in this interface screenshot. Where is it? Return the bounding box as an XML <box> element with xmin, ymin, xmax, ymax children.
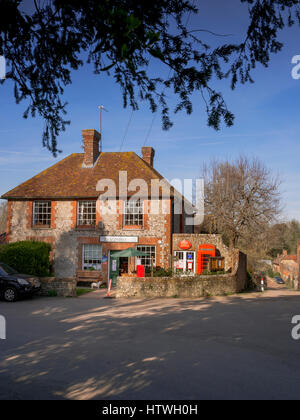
<box><xmin>82</xmin><ymin>129</ymin><xmax>101</xmax><ymax>168</ymax></box>
<box><xmin>142</xmin><ymin>147</ymin><xmax>155</xmax><ymax>167</ymax></box>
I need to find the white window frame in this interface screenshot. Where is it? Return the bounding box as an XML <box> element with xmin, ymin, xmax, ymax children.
<box><xmin>77</xmin><ymin>201</ymin><xmax>96</xmax><ymax>226</ymax></box>
<box><xmin>123</xmin><ymin>199</ymin><xmax>144</xmax><ymax>227</ymax></box>
<box><xmin>174</xmin><ymin>251</ymin><xmax>196</xmax><ymax>275</ymax></box>
<box><xmin>82</xmin><ymin>244</ymin><xmax>102</xmax><ymax>271</ymax></box>
<box><xmin>33</xmin><ymin>201</ymin><xmax>52</xmax><ymax>227</ymax></box>
<box><xmin>135</xmin><ymin>245</ymin><xmax>156</xmax><ymax>269</ymax></box>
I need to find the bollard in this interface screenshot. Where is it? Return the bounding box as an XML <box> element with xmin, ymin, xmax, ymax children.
<box><xmin>105</xmin><ymin>279</ymin><xmax>113</xmax><ymax>298</ymax></box>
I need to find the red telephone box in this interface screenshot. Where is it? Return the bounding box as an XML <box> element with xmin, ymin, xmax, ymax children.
<box><xmin>197</xmin><ymin>244</ymin><xmax>216</xmax><ymax>275</ymax></box>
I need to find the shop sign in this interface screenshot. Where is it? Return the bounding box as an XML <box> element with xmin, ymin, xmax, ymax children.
<box><xmin>100</xmin><ymin>236</ymin><xmax>138</xmax><ymax>243</ymax></box>
<box><xmin>179</xmin><ymin>240</ymin><xmax>192</xmax><ymax>250</ymax></box>
<box><xmin>187</xmin><ymin>261</ymin><xmax>193</xmax><ymax>270</ymax></box>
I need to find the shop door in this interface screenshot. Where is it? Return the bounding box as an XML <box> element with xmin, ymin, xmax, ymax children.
<box><xmin>109</xmin><ymin>252</ymin><xmax>120</xmax><ymax>287</ymax></box>
<box><xmin>197</xmin><ymin>245</ymin><xmax>215</xmax><ymax>275</ymax></box>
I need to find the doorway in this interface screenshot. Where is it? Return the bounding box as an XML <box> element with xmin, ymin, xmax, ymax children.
<box><xmin>109</xmin><ymin>252</ymin><xmax>130</xmax><ymax>286</ymax></box>
<box><xmin>119</xmin><ymin>257</ymin><xmax>129</xmax><ymax>275</ymax></box>
<box><xmin>109</xmin><ymin>251</ymin><xmax>119</xmax><ymax>287</ymax></box>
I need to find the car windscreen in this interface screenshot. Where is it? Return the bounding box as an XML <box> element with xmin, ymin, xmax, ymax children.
<box><xmin>0</xmin><ymin>263</ymin><xmax>18</xmax><ymax>275</ymax></box>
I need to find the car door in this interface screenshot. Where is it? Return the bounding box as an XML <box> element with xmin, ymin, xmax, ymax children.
<box><xmin>0</xmin><ymin>273</ymin><xmax>6</xmax><ymax>293</ymax></box>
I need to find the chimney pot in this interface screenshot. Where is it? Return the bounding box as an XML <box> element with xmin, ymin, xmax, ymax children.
<box><xmin>142</xmin><ymin>146</ymin><xmax>155</xmax><ymax>167</ymax></box>
<box><xmin>82</xmin><ymin>129</ymin><xmax>101</xmax><ymax>167</ymax></box>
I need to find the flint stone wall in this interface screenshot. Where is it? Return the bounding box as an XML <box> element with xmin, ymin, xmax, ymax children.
<box><xmin>116</xmin><ymin>251</ymin><xmax>247</xmax><ymax>298</ymax></box>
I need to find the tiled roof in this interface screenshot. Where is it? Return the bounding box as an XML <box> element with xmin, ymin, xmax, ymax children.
<box><xmin>1</xmin><ymin>152</ymin><xmax>175</xmax><ymax>199</ymax></box>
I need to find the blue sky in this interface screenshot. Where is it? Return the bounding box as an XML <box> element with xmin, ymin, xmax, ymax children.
<box><xmin>0</xmin><ymin>0</ymin><xmax>300</xmax><ymax>220</ymax></box>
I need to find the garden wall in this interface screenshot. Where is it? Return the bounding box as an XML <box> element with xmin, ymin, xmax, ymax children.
<box><xmin>116</xmin><ymin>251</ymin><xmax>247</xmax><ymax>298</ymax></box>
<box><xmin>39</xmin><ymin>277</ymin><xmax>77</xmax><ymax>297</ymax></box>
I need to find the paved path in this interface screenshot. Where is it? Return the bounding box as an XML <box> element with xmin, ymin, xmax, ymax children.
<box><xmin>1</xmin><ymin>288</ymin><xmax>300</xmax><ymax>400</ymax></box>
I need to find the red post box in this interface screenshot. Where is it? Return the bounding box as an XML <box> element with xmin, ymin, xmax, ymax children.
<box><xmin>136</xmin><ymin>265</ymin><xmax>145</xmax><ymax>278</ymax></box>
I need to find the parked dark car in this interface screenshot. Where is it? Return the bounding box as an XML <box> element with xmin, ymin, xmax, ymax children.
<box><xmin>0</xmin><ymin>262</ymin><xmax>41</xmax><ymax>302</ymax></box>
<box><xmin>274</xmin><ymin>276</ymin><xmax>285</xmax><ymax>285</ymax></box>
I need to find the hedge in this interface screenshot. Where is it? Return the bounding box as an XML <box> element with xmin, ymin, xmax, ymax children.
<box><xmin>0</xmin><ymin>241</ymin><xmax>52</xmax><ymax>276</ymax></box>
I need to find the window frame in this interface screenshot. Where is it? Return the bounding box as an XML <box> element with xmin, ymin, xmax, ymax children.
<box><xmin>123</xmin><ymin>199</ymin><xmax>144</xmax><ymax>228</ymax></box>
<box><xmin>82</xmin><ymin>244</ymin><xmax>102</xmax><ymax>271</ymax></box>
<box><xmin>174</xmin><ymin>251</ymin><xmax>196</xmax><ymax>275</ymax></box>
<box><xmin>77</xmin><ymin>200</ymin><xmax>97</xmax><ymax>227</ymax></box>
<box><xmin>33</xmin><ymin>201</ymin><xmax>52</xmax><ymax>228</ymax></box>
<box><xmin>135</xmin><ymin>245</ymin><xmax>156</xmax><ymax>269</ymax></box>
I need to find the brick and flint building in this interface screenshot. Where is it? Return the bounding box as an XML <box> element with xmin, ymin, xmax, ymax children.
<box><xmin>2</xmin><ymin>129</ymin><xmax>195</xmax><ymax>283</ymax></box>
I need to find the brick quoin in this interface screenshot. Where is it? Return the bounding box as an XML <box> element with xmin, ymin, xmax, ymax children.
<box><xmin>71</xmin><ymin>201</ymin><xmax>77</xmax><ymax>229</ymax></box>
<box><xmin>26</xmin><ymin>201</ymin><xmax>33</xmax><ymax>229</ymax></box>
<box><xmin>117</xmin><ymin>200</ymin><xmax>123</xmax><ymax>230</ymax></box>
<box><xmin>51</xmin><ymin>201</ymin><xmax>57</xmax><ymax>229</ymax></box>
<box><xmin>5</xmin><ymin>201</ymin><xmax>13</xmax><ymax>242</ymax></box>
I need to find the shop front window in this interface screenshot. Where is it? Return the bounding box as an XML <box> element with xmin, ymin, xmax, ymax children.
<box><xmin>135</xmin><ymin>246</ymin><xmax>156</xmax><ymax>268</ymax></box>
<box><xmin>82</xmin><ymin>244</ymin><xmax>102</xmax><ymax>270</ymax></box>
<box><xmin>174</xmin><ymin>251</ymin><xmax>195</xmax><ymax>275</ymax></box>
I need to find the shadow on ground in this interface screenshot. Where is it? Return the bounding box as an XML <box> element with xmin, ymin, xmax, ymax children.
<box><xmin>0</xmin><ymin>290</ymin><xmax>300</xmax><ymax>400</ymax></box>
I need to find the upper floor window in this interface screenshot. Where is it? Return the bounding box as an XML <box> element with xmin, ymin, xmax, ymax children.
<box><xmin>77</xmin><ymin>201</ymin><xmax>96</xmax><ymax>226</ymax></box>
<box><xmin>124</xmin><ymin>199</ymin><xmax>143</xmax><ymax>227</ymax></box>
<box><xmin>33</xmin><ymin>201</ymin><xmax>51</xmax><ymax>227</ymax></box>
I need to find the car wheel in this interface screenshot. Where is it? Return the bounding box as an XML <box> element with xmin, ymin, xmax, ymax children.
<box><xmin>4</xmin><ymin>287</ymin><xmax>18</xmax><ymax>302</ymax></box>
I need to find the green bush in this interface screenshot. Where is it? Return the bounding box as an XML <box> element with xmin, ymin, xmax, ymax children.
<box><xmin>144</xmin><ymin>266</ymin><xmax>172</xmax><ymax>277</ymax></box>
<box><xmin>0</xmin><ymin>240</ymin><xmax>52</xmax><ymax>277</ymax></box>
<box><xmin>152</xmin><ymin>267</ymin><xmax>173</xmax><ymax>277</ymax></box>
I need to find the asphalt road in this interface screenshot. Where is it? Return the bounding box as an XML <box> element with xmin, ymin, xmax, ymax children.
<box><xmin>1</xmin><ymin>288</ymin><xmax>300</xmax><ymax>400</ymax></box>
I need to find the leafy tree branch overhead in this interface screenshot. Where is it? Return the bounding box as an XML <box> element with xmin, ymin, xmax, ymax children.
<box><xmin>0</xmin><ymin>0</ymin><xmax>299</xmax><ymax>155</ymax></box>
